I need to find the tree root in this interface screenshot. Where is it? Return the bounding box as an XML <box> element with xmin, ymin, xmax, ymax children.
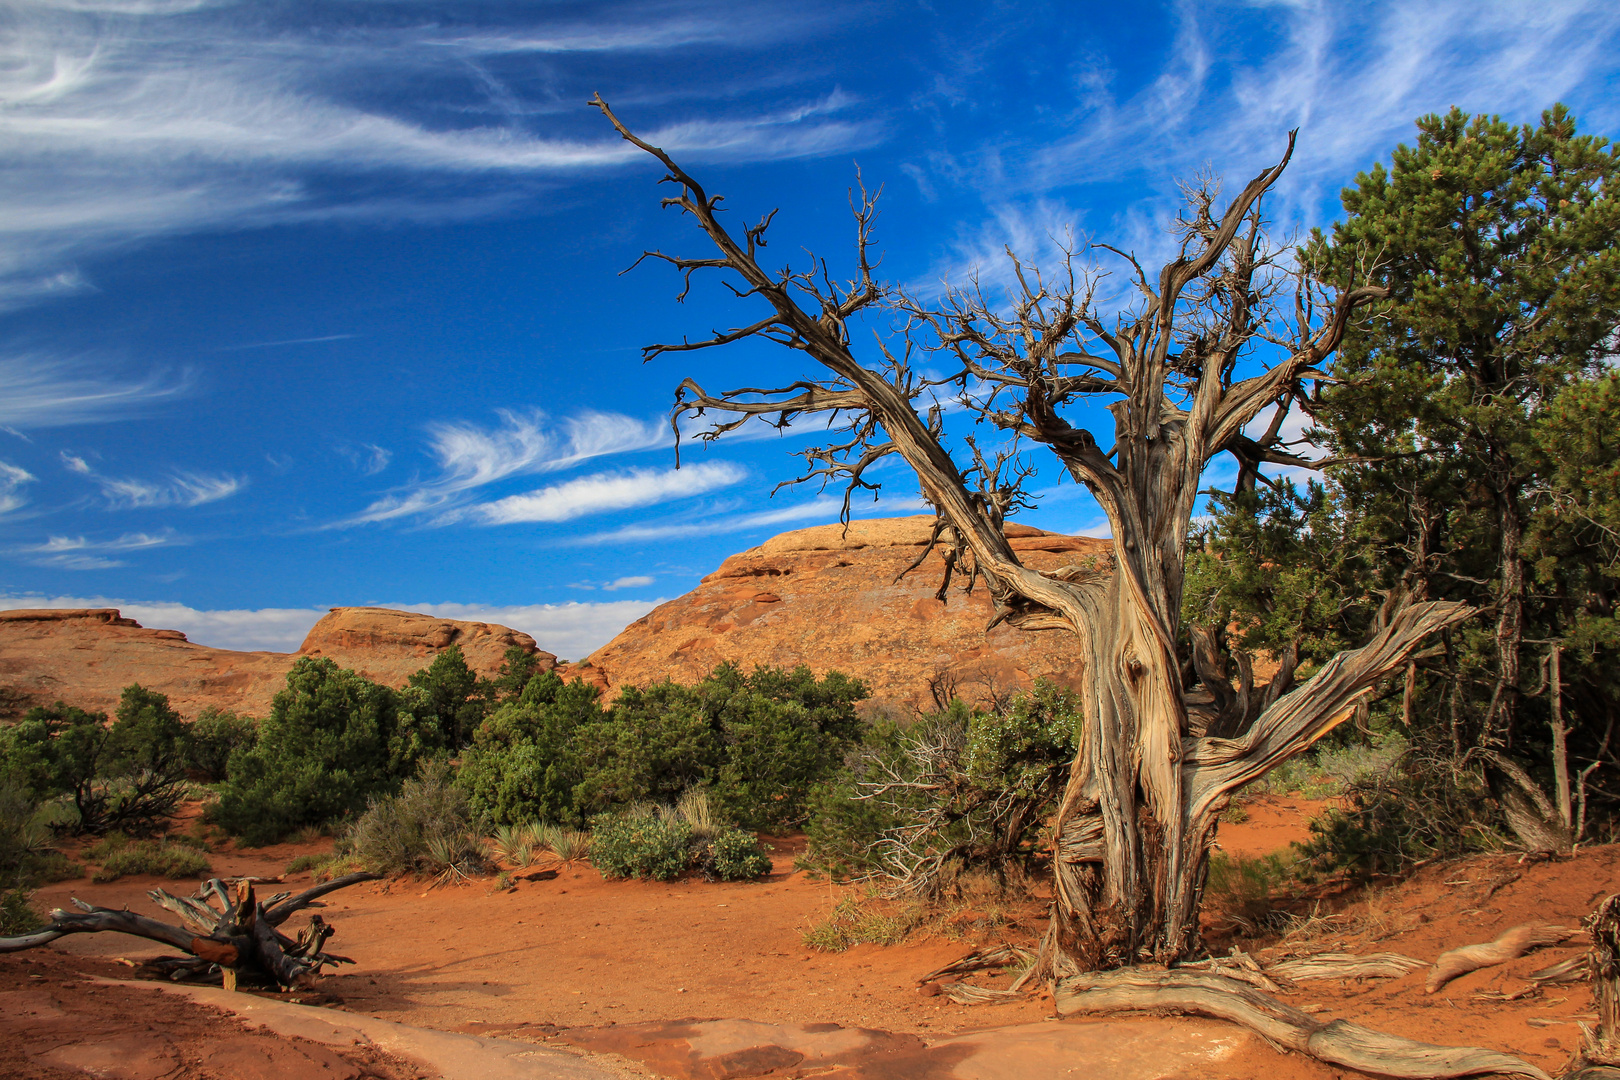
<box><xmin>1054</xmin><ymin>968</ymin><xmax>1550</xmax><ymax>1079</ymax></box>
<box><xmin>0</xmin><ymin>872</ymin><xmax>380</xmax><ymax>990</ymax></box>
<box><xmin>1426</xmin><ymin>924</ymin><xmax>1577</xmax><ymax>994</ymax></box>
<box><xmin>1270</xmin><ymin>952</ymin><xmax>1429</xmax><ymax>983</ymax></box>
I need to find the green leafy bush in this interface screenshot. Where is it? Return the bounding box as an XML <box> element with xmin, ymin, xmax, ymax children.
<box><xmin>1204</xmin><ymin>851</ymin><xmax>1302</xmax><ymax>932</ymax></box>
<box><xmin>0</xmin><ymin>886</ymin><xmax>44</xmax><ymax>936</ymax></box>
<box><xmin>459</xmin><ymin>664</ymin><xmax>867</xmax><ymax>830</ymax></box>
<box><xmin>804</xmin><ymin>683</ymin><xmax>1079</xmax><ymax>892</ymax></box>
<box><xmin>0</xmin><ymin>785</ymin><xmax>80</xmax><ymax>887</ymax></box>
<box><xmin>589</xmin><ymin>808</ymin><xmax>693</xmax><ymax>881</ymax></box>
<box><xmin>0</xmin><ymin>686</ymin><xmax>192</xmax><ymax>835</ymax></box>
<box><xmin>457</xmin><ymin>673</ymin><xmax>605</xmax><ymax>826</ymax></box>
<box><xmin>348</xmin><ymin>760</ymin><xmax>487</xmax><ymax>877</ymax></box>
<box><xmin>89</xmin><ymin>837</ymin><xmax>211</xmax><ymax>882</ymax></box>
<box><xmin>210</xmin><ymin>657</ymin><xmax>413</xmax><ymax>845</ymax></box>
<box><xmin>185</xmin><ymin>708</ymin><xmax>257</xmax><ymax>783</ymax></box>
<box><xmin>701</xmin><ymin>826</ymin><xmax>771</xmax><ymax>881</ymax></box>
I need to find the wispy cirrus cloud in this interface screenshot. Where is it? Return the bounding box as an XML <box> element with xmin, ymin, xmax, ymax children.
<box><xmin>346</xmin><ymin>408</ymin><xmax>670</xmax><ymax>525</ymax></box>
<box><xmin>62</xmin><ymin>451</ymin><xmax>244</xmax><ymax>508</ymax></box>
<box><xmin>574</xmin><ymin>493</ymin><xmax>925</xmax><ymax>545</ymax></box>
<box><xmin>0</xmin><ymin>461</ymin><xmax>35</xmax><ymax>515</ymax></box>
<box><xmin>15</xmin><ymin>529</ymin><xmax>181</xmax><ymax>570</ymax></box>
<box><xmin>0</xmin><ymin>2</ymin><xmax>877</xmax><ymax>304</ymax></box>
<box><xmin>474</xmin><ymin>462</ymin><xmax>745</xmax><ymax>525</ymax></box>
<box><xmin>923</xmin><ymin>0</ymin><xmax>1620</xmax><ymax>291</ymax></box>
<box><xmin>0</xmin><ymin>354</ymin><xmax>190</xmax><ymax>428</ymax></box>
<box><xmin>601</xmin><ymin>575</ymin><xmax>655</xmax><ymax>591</ymax></box>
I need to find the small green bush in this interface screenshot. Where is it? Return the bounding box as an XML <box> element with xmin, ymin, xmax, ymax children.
<box><xmin>0</xmin><ymin>886</ymin><xmax>44</xmax><ymax>935</ymax></box>
<box><xmin>90</xmin><ymin>839</ymin><xmax>211</xmax><ymax>882</ymax></box>
<box><xmin>0</xmin><ymin>785</ymin><xmax>81</xmax><ymax>886</ymax></box>
<box><xmin>701</xmin><ymin>826</ymin><xmax>771</xmax><ymax>881</ymax></box>
<box><xmin>185</xmin><ymin>708</ymin><xmax>257</xmax><ymax>783</ymax></box>
<box><xmin>589</xmin><ymin>809</ymin><xmax>692</xmax><ymax>881</ymax></box>
<box><xmin>802</xmin><ymin>895</ymin><xmax>921</xmax><ymax>952</ymax></box>
<box><xmin>348</xmin><ymin>760</ymin><xmax>486</xmax><ymax>877</ymax></box>
<box><xmin>1204</xmin><ymin>851</ymin><xmax>1302</xmax><ymax>932</ymax></box>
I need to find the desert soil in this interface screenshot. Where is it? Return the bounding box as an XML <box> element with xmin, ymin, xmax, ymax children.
<box><xmin>8</xmin><ymin>795</ymin><xmax>1613</xmax><ymax>1079</ymax></box>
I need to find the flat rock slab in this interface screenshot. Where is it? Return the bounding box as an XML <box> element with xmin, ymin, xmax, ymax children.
<box><xmin>101</xmin><ymin>978</ymin><xmax>623</xmax><ymax>1080</ymax></box>
<box><xmin>557</xmin><ymin>1015</ymin><xmax>1255</xmax><ymax>1080</ymax></box>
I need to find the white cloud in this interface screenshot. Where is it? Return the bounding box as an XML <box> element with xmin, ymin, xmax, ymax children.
<box><xmin>601</xmin><ymin>575</ymin><xmax>654</xmax><ymax>591</ymax></box>
<box><xmin>0</xmin><ymin>354</ymin><xmax>189</xmax><ymax>427</ymax></box>
<box><xmin>64</xmin><ymin>454</ymin><xmax>245</xmax><ymax>508</ymax></box>
<box><xmin>575</xmin><ymin>494</ymin><xmax>925</xmax><ymax>545</ymax></box>
<box><xmin>0</xmin><ymin>4</ymin><xmax>877</xmax><ymax>303</ymax></box>
<box><xmin>346</xmin><ymin>408</ymin><xmax>671</xmax><ymax>525</ymax></box>
<box><xmin>14</xmin><ymin>529</ymin><xmax>181</xmax><ymax>569</ymax></box>
<box><xmin>0</xmin><ymin>460</ymin><xmax>35</xmax><ymax>514</ymax></box>
<box><xmin>926</xmin><ymin>1</ymin><xmax>1620</xmax><ymax>286</ymax></box>
<box><xmin>475</xmin><ymin>462</ymin><xmax>745</xmax><ymax>525</ymax></box>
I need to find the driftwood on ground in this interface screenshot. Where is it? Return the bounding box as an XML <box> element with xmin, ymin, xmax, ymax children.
<box><xmin>1426</xmin><ymin>924</ymin><xmax>1577</xmax><ymax>994</ymax></box>
<box><xmin>1054</xmin><ymin>968</ymin><xmax>1550</xmax><ymax>1080</ymax></box>
<box><xmin>0</xmin><ymin>872</ymin><xmax>380</xmax><ymax>990</ymax></box>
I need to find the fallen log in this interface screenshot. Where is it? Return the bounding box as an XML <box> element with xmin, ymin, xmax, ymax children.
<box><xmin>1055</xmin><ymin>968</ymin><xmax>1549</xmax><ymax>1080</ymax></box>
<box><xmin>1426</xmin><ymin>924</ymin><xmax>1577</xmax><ymax>994</ymax></box>
<box><xmin>0</xmin><ymin>872</ymin><xmax>380</xmax><ymax>990</ymax></box>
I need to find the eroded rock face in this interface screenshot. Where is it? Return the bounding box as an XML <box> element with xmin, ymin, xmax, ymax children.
<box><xmin>0</xmin><ymin>606</ymin><xmax>553</xmax><ymax>720</ymax></box>
<box><xmin>297</xmin><ymin>607</ymin><xmax>552</xmax><ymax>690</ymax></box>
<box><xmin>573</xmin><ymin>516</ymin><xmax>1109</xmax><ymax>713</ymax></box>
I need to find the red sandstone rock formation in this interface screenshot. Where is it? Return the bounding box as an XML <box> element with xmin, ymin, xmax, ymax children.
<box><xmin>0</xmin><ymin>607</ymin><xmax>553</xmax><ymax>720</ymax></box>
<box><xmin>571</xmin><ymin>516</ymin><xmax>1108</xmax><ymax>713</ymax></box>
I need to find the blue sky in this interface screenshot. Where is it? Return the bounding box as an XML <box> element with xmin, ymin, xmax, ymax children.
<box><xmin>1</xmin><ymin>0</ymin><xmax>1616</xmax><ymax>660</ymax></box>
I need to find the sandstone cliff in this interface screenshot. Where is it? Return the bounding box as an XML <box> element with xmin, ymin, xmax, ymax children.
<box><xmin>0</xmin><ymin>607</ymin><xmax>554</xmax><ymax>720</ymax></box>
<box><xmin>571</xmin><ymin>516</ymin><xmax>1108</xmax><ymax>713</ymax></box>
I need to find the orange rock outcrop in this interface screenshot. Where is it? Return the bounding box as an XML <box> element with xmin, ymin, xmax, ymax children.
<box><xmin>0</xmin><ymin>607</ymin><xmax>554</xmax><ymax>719</ymax></box>
<box><xmin>573</xmin><ymin>516</ymin><xmax>1108</xmax><ymax>712</ymax></box>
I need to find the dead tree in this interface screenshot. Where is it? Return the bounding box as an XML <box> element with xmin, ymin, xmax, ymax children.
<box><xmin>590</xmin><ymin>96</ymin><xmax>1471</xmax><ymax>974</ymax></box>
<box><xmin>0</xmin><ymin>872</ymin><xmax>379</xmax><ymax>989</ymax></box>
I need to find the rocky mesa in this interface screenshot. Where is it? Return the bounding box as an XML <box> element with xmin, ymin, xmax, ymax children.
<box><xmin>573</xmin><ymin>516</ymin><xmax>1108</xmax><ymax>712</ymax></box>
<box><xmin>0</xmin><ymin>606</ymin><xmax>555</xmax><ymax>719</ymax></box>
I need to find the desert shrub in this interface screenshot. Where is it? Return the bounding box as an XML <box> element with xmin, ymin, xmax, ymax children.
<box><xmin>210</xmin><ymin>657</ymin><xmax>414</xmax><ymax>845</ymax></box>
<box><xmin>0</xmin><ymin>886</ymin><xmax>44</xmax><ymax>935</ymax></box>
<box><xmin>487</xmin><ymin>823</ymin><xmax>543</xmax><ymax>867</ymax></box>
<box><xmin>804</xmin><ymin>683</ymin><xmax>1079</xmax><ymax>893</ymax></box>
<box><xmin>589</xmin><ymin>808</ymin><xmax>693</xmax><ymax>881</ymax></box>
<box><xmin>89</xmin><ymin>838</ymin><xmax>211</xmax><ymax>882</ymax></box>
<box><xmin>700</xmin><ymin>826</ymin><xmax>772</xmax><ymax>881</ymax></box>
<box><xmin>802</xmin><ymin>895</ymin><xmax>922</xmax><ymax>952</ymax></box>
<box><xmin>0</xmin><ymin>686</ymin><xmax>192</xmax><ymax>835</ymax></box>
<box><xmin>459</xmin><ymin>664</ymin><xmax>866</xmax><ymax>830</ymax></box>
<box><xmin>1297</xmin><ymin>743</ymin><xmax>1504</xmax><ymax>878</ymax></box>
<box><xmin>540</xmin><ymin>825</ymin><xmax>590</xmax><ymax>865</ymax></box>
<box><xmin>348</xmin><ymin>760</ymin><xmax>487</xmax><ymax>877</ymax></box>
<box><xmin>185</xmin><ymin>708</ymin><xmax>257</xmax><ymax>783</ymax></box>
<box><xmin>397</xmin><ymin>644</ymin><xmax>484</xmax><ymax>756</ymax></box>
<box><xmin>1204</xmin><ymin>851</ymin><xmax>1303</xmax><ymax>933</ymax></box>
<box><xmin>573</xmin><ymin>682</ymin><xmax>719</xmax><ymax>814</ymax></box>
<box><xmin>457</xmin><ymin>673</ymin><xmax>604</xmax><ymax>827</ymax></box>
<box><xmin>0</xmin><ymin>785</ymin><xmax>80</xmax><ymax>887</ymax></box>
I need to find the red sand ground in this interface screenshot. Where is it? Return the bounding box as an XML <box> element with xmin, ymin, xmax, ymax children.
<box><xmin>8</xmin><ymin>796</ymin><xmax>1614</xmax><ymax>1079</ymax></box>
